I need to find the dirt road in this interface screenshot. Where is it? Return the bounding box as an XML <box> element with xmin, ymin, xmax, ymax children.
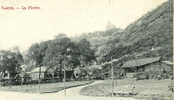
<box><xmin>0</xmin><ymin>81</ymin><xmax>138</xmax><ymax>100</ymax></box>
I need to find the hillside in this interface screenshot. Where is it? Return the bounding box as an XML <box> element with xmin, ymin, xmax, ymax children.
<box><xmin>71</xmin><ymin>0</ymin><xmax>173</xmax><ymax>62</ymax></box>
<box><xmin>123</xmin><ymin>1</ymin><xmax>172</xmax><ymax>45</ymax></box>
<box><xmin>71</xmin><ymin>27</ymin><xmax>123</xmax><ymax>50</ymax></box>
<box><xmin>106</xmin><ymin>0</ymin><xmax>173</xmax><ymax>61</ymax></box>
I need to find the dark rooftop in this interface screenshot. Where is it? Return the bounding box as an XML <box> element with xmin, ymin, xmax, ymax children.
<box><xmin>122</xmin><ymin>57</ymin><xmax>161</xmax><ymax>68</ymax></box>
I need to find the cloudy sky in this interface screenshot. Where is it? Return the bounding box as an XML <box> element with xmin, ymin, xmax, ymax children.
<box><xmin>0</xmin><ymin>0</ymin><xmax>167</xmax><ymax>51</ymax></box>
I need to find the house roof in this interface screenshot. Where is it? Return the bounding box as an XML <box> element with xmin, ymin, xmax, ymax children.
<box><xmin>101</xmin><ymin>59</ymin><xmax>119</xmax><ymax>66</ymax></box>
<box><xmin>20</xmin><ymin>64</ymin><xmax>28</xmax><ymax>71</ymax></box>
<box><xmin>47</xmin><ymin>67</ymin><xmax>57</xmax><ymax>73</ymax></box>
<box><xmin>102</xmin><ymin>55</ymin><xmax>130</xmax><ymax>66</ymax></box>
<box><xmin>89</xmin><ymin>64</ymin><xmax>102</xmax><ymax>70</ymax></box>
<box><xmin>122</xmin><ymin>57</ymin><xmax>161</xmax><ymax>68</ymax></box>
<box><xmin>30</xmin><ymin>66</ymin><xmax>48</xmax><ymax>73</ymax></box>
<box><xmin>162</xmin><ymin>61</ymin><xmax>173</xmax><ymax>65</ymax></box>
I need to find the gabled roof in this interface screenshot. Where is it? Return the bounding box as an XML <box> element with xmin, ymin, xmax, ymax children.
<box><xmin>30</xmin><ymin>66</ymin><xmax>48</xmax><ymax>73</ymax></box>
<box><xmin>47</xmin><ymin>67</ymin><xmax>57</xmax><ymax>73</ymax></box>
<box><xmin>122</xmin><ymin>57</ymin><xmax>161</xmax><ymax>68</ymax></box>
<box><xmin>101</xmin><ymin>59</ymin><xmax>119</xmax><ymax>66</ymax></box>
<box><xmin>162</xmin><ymin>61</ymin><xmax>173</xmax><ymax>65</ymax></box>
<box><xmin>89</xmin><ymin>64</ymin><xmax>102</xmax><ymax>70</ymax></box>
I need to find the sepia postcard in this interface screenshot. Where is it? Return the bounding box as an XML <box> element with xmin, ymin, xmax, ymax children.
<box><xmin>0</xmin><ymin>0</ymin><xmax>173</xmax><ymax>100</ymax></box>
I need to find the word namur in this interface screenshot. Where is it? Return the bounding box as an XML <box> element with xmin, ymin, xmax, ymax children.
<box><xmin>1</xmin><ymin>6</ymin><xmax>40</xmax><ymax>10</ymax></box>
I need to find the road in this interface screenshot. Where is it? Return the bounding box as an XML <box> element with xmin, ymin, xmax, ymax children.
<box><xmin>0</xmin><ymin>81</ymin><xmax>138</xmax><ymax>100</ymax></box>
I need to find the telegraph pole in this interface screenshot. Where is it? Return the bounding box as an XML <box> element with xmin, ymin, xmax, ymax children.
<box><xmin>63</xmin><ymin>68</ymin><xmax>66</xmax><ymax>96</ymax></box>
<box><xmin>63</xmin><ymin>48</ymin><xmax>71</xmax><ymax>96</ymax></box>
<box><xmin>111</xmin><ymin>56</ymin><xmax>114</xmax><ymax>97</ymax></box>
<box><xmin>109</xmin><ymin>1</ymin><xmax>114</xmax><ymax>95</ymax></box>
<box><xmin>38</xmin><ymin>65</ymin><xmax>41</xmax><ymax>93</ymax></box>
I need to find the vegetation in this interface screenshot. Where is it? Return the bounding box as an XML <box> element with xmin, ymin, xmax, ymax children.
<box><xmin>85</xmin><ymin>1</ymin><xmax>173</xmax><ymax>63</ymax></box>
<box><xmin>80</xmin><ymin>79</ymin><xmax>173</xmax><ymax>100</ymax></box>
<box><xmin>0</xmin><ymin>49</ymin><xmax>23</xmax><ymax>79</ymax></box>
<box><xmin>24</xmin><ymin>34</ymin><xmax>96</xmax><ymax>81</ymax></box>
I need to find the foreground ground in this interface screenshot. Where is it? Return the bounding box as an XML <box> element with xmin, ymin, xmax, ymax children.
<box><xmin>0</xmin><ymin>81</ymin><xmax>137</xmax><ymax>100</ymax></box>
<box><xmin>0</xmin><ymin>81</ymin><xmax>92</xmax><ymax>93</ymax></box>
<box><xmin>80</xmin><ymin>79</ymin><xmax>174</xmax><ymax>100</ymax></box>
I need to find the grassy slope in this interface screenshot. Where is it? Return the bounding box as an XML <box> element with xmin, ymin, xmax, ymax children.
<box><xmin>80</xmin><ymin>80</ymin><xmax>173</xmax><ymax>100</ymax></box>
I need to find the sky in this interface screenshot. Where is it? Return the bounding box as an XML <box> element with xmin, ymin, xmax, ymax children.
<box><xmin>0</xmin><ymin>0</ymin><xmax>167</xmax><ymax>52</ymax></box>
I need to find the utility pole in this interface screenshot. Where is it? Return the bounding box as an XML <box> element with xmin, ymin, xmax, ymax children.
<box><xmin>63</xmin><ymin>48</ymin><xmax>71</xmax><ymax>96</ymax></box>
<box><xmin>108</xmin><ymin>2</ymin><xmax>114</xmax><ymax>96</ymax></box>
<box><xmin>38</xmin><ymin>65</ymin><xmax>41</xmax><ymax>93</ymax></box>
<box><xmin>111</xmin><ymin>56</ymin><xmax>114</xmax><ymax>97</ymax></box>
<box><xmin>103</xmin><ymin>54</ymin><xmax>129</xmax><ymax>96</ymax></box>
<box><xmin>63</xmin><ymin>68</ymin><xmax>66</xmax><ymax>96</ymax></box>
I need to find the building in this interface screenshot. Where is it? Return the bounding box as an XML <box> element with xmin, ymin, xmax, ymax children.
<box><xmin>0</xmin><ymin>70</ymin><xmax>10</xmax><ymax>80</ymax></box>
<box><xmin>28</xmin><ymin>66</ymin><xmax>75</xmax><ymax>82</ymax></box>
<box><xmin>122</xmin><ymin>57</ymin><xmax>161</xmax><ymax>73</ymax></box>
<box><xmin>64</xmin><ymin>70</ymin><xmax>75</xmax><ymax>81</ymax></box>
<box><xmin>122</xmin><ymin>57</ymin><xmax>173</xmax><ymax>79</ymax></box>
<box><xmin>28</xmin><ymin>66</ymin><xmax>49</xmax><ymax>81</ymax></box>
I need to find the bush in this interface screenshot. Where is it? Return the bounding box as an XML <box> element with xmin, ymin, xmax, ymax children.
<box><xmin>135</xmin><ymin>72</ymin><xmax>148</xmax><ymax>80</ymax></box>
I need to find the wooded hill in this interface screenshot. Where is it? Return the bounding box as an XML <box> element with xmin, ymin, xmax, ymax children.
<box><xmin>25</xmin><ymin>0</ymin><xmax>172</xmax><ymax>70</ymax></box>
<box><xmin>120</xmin><ymin>0</ymin><xmax>173</xmax><ymax>60</ymax></box>
<box><xmin>78</xmin><ymin>0</ymin><xmax>173</xmax><ymax>63</ymax></box>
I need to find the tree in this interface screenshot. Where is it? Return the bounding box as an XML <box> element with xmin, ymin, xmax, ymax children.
<box><xmin>26</xmin><ymin>40</ymin><xmax>50</xmax><ymax>66</ymax></box>
<box><xmin>25</xmin><ymin>34</ymin><xmax>96</xmax><ymax>81</ymax></box>
<box><xmin>0</xmin><ymin>50</ymin><xmax>22</xmax><ymax>78</ymax></box>
<box><xmin>78</xmin><ymin>39</ymin><xmax>96</xmax><ymax>66</ymax></box>
<box><xmin>42</xmin><ymin>35</ymin><xmax>74</xmax><ymax>80</ymax></box>
<box><xmin>10</xmin><ymin>46</ymin><xmax>24</xmax><ymax>64</ymax></box>
<box><xmin>43</xmin><ymin>36</ymin><xmax>72</xmax><ymax>66</ymax></box>
<box><xmin>27</xmin><ymin>43</ymin><xmax>42</xmax><ymax>66</ymax></box>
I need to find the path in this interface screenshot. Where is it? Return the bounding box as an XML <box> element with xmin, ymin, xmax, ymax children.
<box><xmin>0</xmin><ymin>81</ymin><xmax>138</xmax><ymax>100</ymax></box>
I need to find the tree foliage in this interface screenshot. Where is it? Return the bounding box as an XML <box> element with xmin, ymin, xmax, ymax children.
<box><xmin>26</xmin><ymin>34</ymin><xmax>95</xmax><ymax>72</ymax></box>
<box><xmin>0</xmin><ymin>50</ymin><xmax>23</xmax><ymax>77</ymax></box>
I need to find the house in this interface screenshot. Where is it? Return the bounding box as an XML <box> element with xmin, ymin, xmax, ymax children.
<box><xmin>0</xmin><ymin>70</ymin><xmax>10</xmax><ymax>80</ymax></box>
<box><xmin>122</xmin><ymin>57</ymin><xmax>172</xmax><ymax>79</ymax></box>
<box><xmin>28</xmin><ymin>66</ymin><xmax>49</xmax><ymax>81</ymax></box>
<box><xmin>64</xmin><ymin>69</ymin><xmax>75</xmax><ymax>81</ymax></box>
<box><xmin>28</xmin><ymin>66</ymin><xmax>75</xmax><ymax>82</ymax></box>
